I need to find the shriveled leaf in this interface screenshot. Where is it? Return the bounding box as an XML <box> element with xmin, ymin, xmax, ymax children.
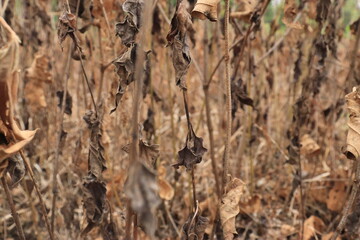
<box><xmin>303</xmin><ymin>216</ymin><xmax>325</xmax><ymax>240</ymax></box>
<box><xmin>167</xmin><ymin>1</ymin><xmax>193</xmax><ymax>44</ymax></box>
<box><xmin>230</xmin><ymin>0</ymin><xmax>259</xmax><ymax>22</ymax></box>
<box><xmin>282</xmin><ymin>0</ymin><xmax>303</xmax><ymax>29</ymax></box>
<box><xmin>69</xmin><ymin>0</ymin><xmax>92</xmax><ymax>20</ymax></box>
<box><xmin>316</xmin><ymin>0</ymin><xmax>331</xmax><ymax>24</ymax></box>
<box><xmin>122</xmin><ymin>139</ymin><xmax>159</xmax><ymax>166</ymax></box>
<box><xmin>83</xmin><ymin>110</ymin><xmax>106</xmax><ymax>178</ymax></box>
<box><xmin>300</xmin><ymin>134</ymin><xmax>320</xmax><ymax>157</ymax></box>
<box><xmin>82</xmin><ymin>175</ymin><xmax>107</xmax><ymax>236</ymax></box>
<box><xmin>122</xmin><ymin>0</ymin><xmax>144</xmax><ymax>28</ymax></box>
<box><xmin>158</xmin><ymin>178</ymin><xmax>174</xmax><ymax>200</ymax></box>
<box><xmin>172</xmin><ymin>36</ymin><xmax>191</xmax><ymax>90</ymax></box>
<box><xmin>220</xmin><ymin>178</ymin><xmax>247</xmax><ymax>240</ymax></box>
<box><xmin>173</xmin><ymin>125</ymin><xmax>207</xmax><ymax>170</ymax></box>
<box><xmin>115</xmin><ymin>17</ymin><xmax>138</xmax><ymax>47</ymax></box>
<box><xmin>344</xmin><ymin>87</ymin><xmax>360</xmax><ymax>160</ymax></box>
<box><xmin>167</xmin><ymin>1</ymin><xmax>193</xmax><ymax>90</ymax></box>
<box><xmin>191</xmin><ymin>0</ymin><xmax>220</xmax><ymax>22</ymax></box>
<box><xmin>24</xmin><ymin>54</ymin><xmax>52</xmax><ymax>113</ymax></box>
<box><xmin>56</xmin><ymin>90</ymin><xmax>73</xmax><ymax>115</ymax></box>
<box><xmin>0</xmin><ymin>17</ymin><xmax>37</xmax><ymax>166</ymax></box>
<box><xmin>125</xmin><ymin>161</ymin><xmax>160</xmax><ymax>238</ymax></box>
<box><xmin>183</xmin><ymin>214</ymin><xmax>209</xmax><ymax>240</ymax></box>
<box><xmin>111</xmin><ymin>45</ymin><xmax>151</xmax><ymax>113</ymax></box>
<box><xmin>57</xmin><ymin>11</ymin><xmax>79</xmax><ymax>47</ymax></box>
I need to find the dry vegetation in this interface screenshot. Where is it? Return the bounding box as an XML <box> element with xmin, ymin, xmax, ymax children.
<box><xmin>1</xmin><ymin>0</ymin><xmax>360</xmax><ymax>239</ymax></box>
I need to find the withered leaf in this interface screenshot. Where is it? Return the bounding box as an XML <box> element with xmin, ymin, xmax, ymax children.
<box><xmin>166</xmin><ymin>1</ymin><xmax>193</xmax><ymax>90</ymax></box>
<box><xmin>183</xmin><ymin>214</ymin><xmax>209</xmax><ymax>240</ymax></box>
<box><xmin>143</xmin><ymin>108</ymin><xmax>155</xmax><ymax>137</ymax></box>
<box><xmin>56</xmin><ymin>90</ymin><xmax>73</xmax><ymax>115</ymax></box>
<box><xmin>350</xmin><ymin>18</ymin><xmax>360</xmax><ymax>35</ymax></box>
<box><xmin>82</xmin><ymin>175</ymin><xmax>107</xmax><ymax>236</ymax></box>
<box><xmin>220</xmin><ymin>178</ymin><xmax>247</xmax><ymax>240</ymax></box>
<box><xmin>122</xmin><ymin>139</ymin><xmax>159</xmax><ymax>166</ymax></box>
<box><xmin>58</xmin><ymin>11</ymin><xmax>79</xmax><ymax>48</ymax></box>
<box><xmin>316</xmin><ymin>0</ymin><xmax>330</xmax><ymax>24</ymax></box>
<box><xmin>344</xmin><ymin>87</ymin><xmax>360</xmax><ymax>160</ymax></box>
<box><xmin>229</xmin><ymin>0</ymin><xmax>259</xmax><ymax>22</ymax></box>
<box><xmin>125</xmin><ymin>161</ymin><xmax>160</xmax><ymax>238</ymax></box>
<box><xmin>7</xmin><ymin>153</ymin><xmax>25</xmax><ymax>187</ymax></box>
<box><xmin>83</xmin><ymin>110</ymin><xmax>106</xmax><ymax>179</ymax></box>
<box><xmin>115</xmin><ymin>16</ymin><xmax>138</xmax><ymax>47</ymax></box>
<box><xmin>191</xmin><ymin>0</ymin><xmax>220</xmax><ymax>22</ymax></box>
<box><xmin>111</xmin><ymin>45</ymin><xmax>151</xmax><ymax>113</ymax></box>
<box><xmin>173</xmin><ymin>125</ymin><xmax>207</xmax><ymax>170</ymax></box>
<box><xmin>122</xmin><ymin>0</ymin><xmax>144</xmax><ymax>28</ymax></box>
<box><xmin>0</xmin><ymin>17</ymin><xmax>37</xmax><ymax>170</ymax></box>
<box><xmin>69</xmin><ymin>0</ymin><xmax>92</xmax><ymax>20</ymax></box>
<box><xmin>282</xmin><ymin>0</ymin><xmax>303</xmax><ymax>29</ymax></box>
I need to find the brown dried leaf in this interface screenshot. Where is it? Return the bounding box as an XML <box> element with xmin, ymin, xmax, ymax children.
<box><xmin>326</xmin><ymin>181</ymin><xmax>346</xmax><ymax>212</ymax></box>
<box><xmin>56</xmin><ymin>91</ymin><xmax>73</xmax><ymax>115</ymax></box>
<box><xmin>83</xmin><ymin>110</ymin><xmax>106</xmax><ymax>179</ymax></box>
<box><xmin>230</xmin><ymin>0</ymin><xmax>259</xmax><ymax>22</ymax></box>
<box><xmin>115</xmin><ymin>16</ymin><xmax>138</xmax><ymax>47</ymax></box>
<box><xmin>24</xmin><ymin>54</ymin><xmax>52</xmax><ymax>113</ymax></box>
<box><xmin>173</xmin><ymin>125</ymin><xmax>207</xmax><ymax>170</ymax></box>
<box><xmin>167</xmin><ymin>1</ymin><xmax>193</xmax><ymax>90</ymax></box>
<box><xmin>122</xmin><ymin>0</ymin><xmax>144</xmax><ymax>28</ymax></box>
<box><xmin>183</xmin><ymin>214</ymin><xmax>209</xmax><ymax>240</ymax></box>
<box><xmin>57</xmin><ymin>11</ymin><xmax>78</xmax><ymax>47</ymax></box>
<box><xmin>125</xmin><ymin>161</ymin><xmax>160</xmax><ymax>238</ymax></box>
<box><xmin>300</xmin><ymin>134</ymin><xmax>320</xmax><ymax>157</ymax></box>
<box><xmin>82</xmin><ymin>175</ymin><xmax>107</xmax><ymax>236</ymax></box>
<box><xmin>345</xmin><ymin>87</ymin><xmax>360</xmax><ymax>160</ymax></box>
<box><xmin>303</xmin><ymin>216</ymin><xmax>325</xmax><ymax>240</ymax></box>
<box><xmin>158</xmin><ymin>178</ymin><xmax>174</xmax><ymax>200</ymax></box>
<box><xmin>191</xmin><ymin>0</ymin><xmax>220</xmax><ymax>22</ymax></box>
<box><xmin>220</xmin><ymin>178</ymin><xmax>247</xmax><ymax>240</ymax></box>
<box><xmin>282</xmin><ymin>0</ymin><xmax>303</xmax><ymax>29</ymax></box>
<box><xmin>0</xmin><ymin>17</ymin><xmax>37</xmax><ymax>167</ymax></box>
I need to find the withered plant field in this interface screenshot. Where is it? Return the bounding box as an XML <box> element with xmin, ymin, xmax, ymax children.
<box><xmin>1</xmin><ymin>0</ymin><xmax>360</xmax><ymax>239</ymax></box>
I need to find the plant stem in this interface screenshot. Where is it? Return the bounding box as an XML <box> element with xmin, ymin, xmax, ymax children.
<box><xmin>222</xmin><ymin>0</ymin><xmax>231</xmax><ymax>191</ymax></box>
<box><xmin>51</xmin><ymin>43</ymin><xmax>72</xmax><ymax>235</ymax></box>
<box><xmin>1</xmin><ymin>177</ymin><xmax>26</xmax><ymax>240</ymax></box>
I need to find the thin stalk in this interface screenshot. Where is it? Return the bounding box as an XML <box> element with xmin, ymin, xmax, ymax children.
<box><xmin>51</xmin><ymin>43</ymin><xmax>72</xmax><ymax>235</ymax></box>
<box><xmin>1</xmin><ymin>177</ymin><xmax>25</xmax><ymax>240</ymax></box>
<box><xmin>19</xmin><ymin>151</ymin><xmax>55</xmax><ymax>240</ymax></box>
<box><xmin>203</xmin><ymin>21</ymin><xmax>221</xmax><ymax>198</ymax></box>
<box><xmin>125</xmin><ymin>1</ymin><xmax>154</xmax><ymax>239</ymax></box>
<box><xmin>191</xmin><ymin>168</ymin><xmax>197</xmax><ymax>211</ymax></box>
<box><xmin>222</xmin><ymin>0</ymin><xmax>231</xmax><ymax>191</ymax></box>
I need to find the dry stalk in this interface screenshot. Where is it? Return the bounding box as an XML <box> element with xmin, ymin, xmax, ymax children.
<box><xmin>124</xmin><ymin>1</ymin><xmax>154</xmax><ymax>238</ymax></box>
<box><xmin>1</xmin><ymin>177</ymin><xmax>26</xmax><ymax>240</ymax></box>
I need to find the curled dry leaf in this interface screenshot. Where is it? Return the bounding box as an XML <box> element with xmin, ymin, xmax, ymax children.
<box><xmin>82</xmin><ymin>109</ymin><xmax>108</xmax><ymax>236</ymax></box>
<box><xmin>57</xmin><ymin>11</ymin><xmax>79</xmax><ymax>48</ymax></box>
<box><xmin>111</xmin><ymin>45</ymin><xmax>151</xmax><ymax>113</ymax></box>
<box><xmin>24</xmin><ymin>54</ymin><xmax>52</xmax><ymax>113</ymax></box>
<box><xmin>303</xmin><ymin>216</ymin><xmax>325</xmax><ymax>240</ymax></box>
<box><xmin>344</xmin><ymin>87</ymin><xmax>360</xmax><ymax>160</ymax></box>
<box><xmin>122</xmin><ymin>139</ymin><xmax>159</xmax><ymax>166</ymax></box>
<box><xmin>300</xmin><ymin>134</ymin><xmax>320</xmax><ymax>157</ymax></box>
<box><xmin>0</xmin><ymin>17</ymin><xmax>37</xmax><ymax>179</ymax></box>
<box><xmin>191</xmin><ymin>0</ymin><xmax>220</xmax><ymax>22</ymax></box>
<box><xmin>183</xmin><ymin>214</ymin><xmax>209</xmax><ymax>240</ymax></box>
<box><xmin>173</xmin><ymin>125</ymin><xmax>207</xmax><ymax>170</ymax></box>
<box><xmin>56</xmin><ymin>90</ymin><xmax>73</xmax><ymax>115</ymax></box>
<box><xmin>282</xmin><ymin>0</ymin><xmax>303</xmax><ymax>30</ymax></box>
<box><xmin>125</xmin><ymin>161</ymin><xmax>160</xmax><ymax>238</ymax></box>
<box><xmin>167</xmin><ymin>0</ymin><xmax>193</xmax><ymax>90</ymax></box>
<box><xmin>220</xmin><ymin>178</ymin><xmax>247</xmax><ymax>240</ymax></box>
<box><xmin>230</xmin><ymin>0</ymin><xmax>259</xmax><ymax>22</ymax></box>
